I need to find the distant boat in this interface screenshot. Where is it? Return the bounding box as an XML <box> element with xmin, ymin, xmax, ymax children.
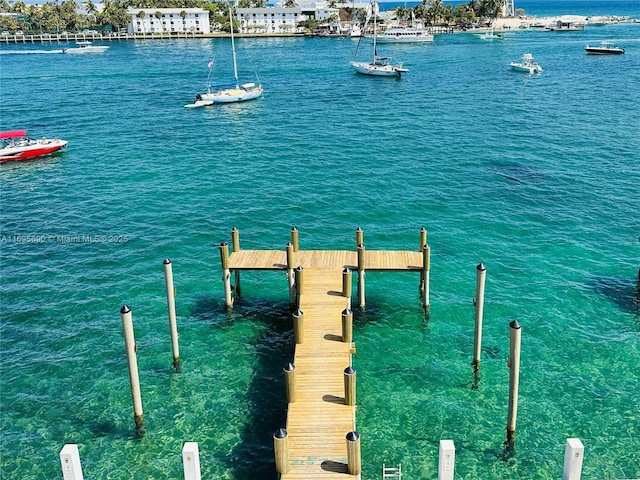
<box><xmin>185</xmin><ymin>4</ymin><xmax>263</xmax><ymax>107</ymax></box>
<box><xmin>477</xmin><ymin>25</ymin><xmax>503</xmax><ymax>40</ymax></box>
<box><xmin>510</xmin><ymin>53</ymin><xmax>543</xmax><ymax>73</ymax></box>
<box><xmin>350</xmin><ymin>2</ymin><xmax>408</xmax><ymax>77</ymax></box>
<box><xmin>374</xmin><ymin>25</ymin><xmax>434</xmax><ymax>44</ymax></box>
<box><xmin>63</xmin><ymin>41</ymin><xmax>109</xmax><ymax>54</ymax></box>
<box><xmin>545</xmin><ymin>20</ymin><xmax>585</xmax><ymax>31</ymax></box>
<box><xmin>585</xmin><ymin>41</ymin><xmax>625</xmax><ymax>55</ymax></box>
<box><xmin>1</xmin><ymin>130</ymin><xmax>68</xmax><ymax>162</ymax></box>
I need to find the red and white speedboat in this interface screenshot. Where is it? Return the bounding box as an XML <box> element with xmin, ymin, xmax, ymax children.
<box><xmin>0</xmin><ymin>130</ymin><xmax>68</xmax><ymax>162</ymax></box>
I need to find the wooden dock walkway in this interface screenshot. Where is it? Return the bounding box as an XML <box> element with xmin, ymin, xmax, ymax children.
<box><xmin>283</xmin><ymin>267</ymin><xmax>356</xmax><ymax>478</ymax></box>
<box><xmin>220</xmin><ymin>229</ymin><xmax>430</xmax><ymax>477</ymax></box>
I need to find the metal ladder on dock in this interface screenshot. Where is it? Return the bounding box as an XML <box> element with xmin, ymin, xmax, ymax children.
<box><xmin>382</xmin><ymin>463</ymin><xmax>402</xmax><ymax>479</ymax></box>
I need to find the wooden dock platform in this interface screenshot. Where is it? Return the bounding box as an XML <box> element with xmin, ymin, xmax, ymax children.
<box><xmin>220</xmin><ymin>229</ymin><xmax>430</xmax><ymax>477</ymax></box>
<box><xmin>228</xmin><ymin>249</ymin><xmax>423</xmax><ymax>271</ymax></box>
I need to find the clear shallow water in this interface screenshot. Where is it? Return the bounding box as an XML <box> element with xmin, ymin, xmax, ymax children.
<box><xmin>1</xmin><ymin>16</ymin><xmax>640</xmax><ymax>480</ymax></box>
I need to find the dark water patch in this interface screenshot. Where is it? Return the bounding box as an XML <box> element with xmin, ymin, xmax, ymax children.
<box><xmin>223</xmin><ymin>302</ymin><xmax>291</xmax><ymax>480</ymax></box>
<box><xmin>591</xmin><ymin>273</ymin><xmax>640</xmax><ymax>318</ymax></box>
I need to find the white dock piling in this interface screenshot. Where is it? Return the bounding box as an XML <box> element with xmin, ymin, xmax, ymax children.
<box><xmin>472</xmin><ymin>263</ymin><xmax>487</xmax><ymax>371</ymax></box>
<box><xmin>438</xmin><ymin>440</ymin><xmax>455</xmax><ymax>480</ymax></box>
<box><xmin>562</xmin><ymin>438</ymin><xmax>584</xmax><ymax>480</ymax></box>
<box><xmin>182</xmin><ymin>442</ymin><xmax>202</xmax><ymax>480</ymax></box>
<box><xmin>507</xmin><ymin>320</ymin><xmax>521</xmax><ymax>446</ymax></box>
<box><xmin>163</xmin><ymin>259</ymin><xmax>180</xmax><ymax>372</ymax></box>
<box><xmin>120</xmin><ymin>305</ymin><xmax>144</xmax><ymax>434</ymax></box>
<box><xmin>422</xmin><ymin>244</ymin><xmax>431</xmax><ymax>309</ymax></box>
<box><xmin>60</xmin><ymin>444</ymin><xmax>84</xmax><ymax>480</ymax></box>
<box><xmin>219</xmin><ymin>242</ymin><xmax>232</xmax><ymax>308</ymax></box>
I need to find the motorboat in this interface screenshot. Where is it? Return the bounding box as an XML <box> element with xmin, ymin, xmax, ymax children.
<box><xmin>350</xmin><ymin>2</ymin><xmax>408</xmax><ymax>77</ymax></box>
<box><xmin>1</xmin><ymin>130</ymin><xmax>68</xmax><ymax>162</ymax></box>
<box><xmin>186</xmin><ymin>6</ymin><xmax>262</xmax><ymax>107</ymax></box>
<box><xmin>63</xmin><ymin>41</ymin><xmax>109</xmax><ymax>53</ymax></box>
<box><xmin>585</xmin><ymin>41</ymin><xmax>625</xmax><ymax>54</ymax></box>
<box><xmin>374</xmin><ymin>25</ymin><xmax>434</xmax><ymax>44</ymax></box>
<box><xmin>510</xmin><ymin>53</ymin><xmax>543</xmax><ymax>73</ymax></box>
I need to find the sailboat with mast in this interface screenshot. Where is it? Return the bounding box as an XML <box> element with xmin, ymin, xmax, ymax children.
<box><xmin>350</xmin><ymin>1</ymin><xmax>408</xmax><ymax>77</ymax></box>
<box><xmin>186</xmin><ymin>2</ymin><xmax>263</xmax><ymax>107</ymax></box>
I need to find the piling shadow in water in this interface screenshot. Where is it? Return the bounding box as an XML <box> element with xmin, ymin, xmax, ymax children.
<box><xmin>591</xmin><ymin>272</ymin><xmax>640</xmax><ymax>323</ymax></box>
<box><xmin>492</xmin><ymin>161</ymin><xmax>545</xmax><ymax>184</ymax></box>
<box><xmin>205</xmin><ymin>297</ymin><xmax>290</xmax><ymax>480</ymax></box>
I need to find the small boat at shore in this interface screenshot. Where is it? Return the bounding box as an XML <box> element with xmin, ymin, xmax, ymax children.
<box><xmin>510</xmin><ymin>53</ymin><xmax>543</xmax><ymax>74</ymax></box>
<box><xmin>63</xmin><ymin>41</ymin><xmax>109</xmax><ymax>53</ymax></box>
<box><xmin>585</xmin><ymin>41</ymin><xmax>625</xmax><ymax>55</ymax></box>
<box><xmin>1</xmin><ymin>130</ymin><xmax>68</xmax><ymax>162</ymax></box>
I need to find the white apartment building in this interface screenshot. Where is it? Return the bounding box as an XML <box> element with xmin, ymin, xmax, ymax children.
<box><xmin>235</xmin><ymin>7</ymin><xmax>302</xmax><ymax>34</ymax></box>
<box><xmin>126</xmin><ymin>8</ymin><xmax>210</xmax><ymax>35</ymax></box>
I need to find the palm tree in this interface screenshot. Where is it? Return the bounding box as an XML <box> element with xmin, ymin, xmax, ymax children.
<box><xmin>180</xmin><ymin>10</ymin><xmax>187</xmax><ymax>31</ymax></box>
<box><xmin>137</xmin><ymin>10</ymin><xmax>145</xmax><ymax>33</ymax></box>
<box><xmin>154</xmin><ymin>10</ymin><xmax>162</xmax><ymax>32</ymax></box>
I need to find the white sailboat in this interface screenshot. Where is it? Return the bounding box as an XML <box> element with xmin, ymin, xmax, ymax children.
<box><xmin>186</xmin><ymin>2</ymin><xmax>263</xmax><ymax>108</ymax></box>
<box><xmin>350</xmin><ymin>2</ymin><xmax>408</xmax><ymax>77</ymax></box>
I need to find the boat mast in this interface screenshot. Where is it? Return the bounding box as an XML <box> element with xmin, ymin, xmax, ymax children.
<box><xmin>229</xmin><ymin>2</ymin><xmax>239</xmax><ymax>86</ymax></box>
<box><xmin>372</xmin><ymin>2</ymin><xmax>378</xmax><ymax>62</ymax></box>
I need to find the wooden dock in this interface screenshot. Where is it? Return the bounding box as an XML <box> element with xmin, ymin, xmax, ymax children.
<box><xmin>221</xmin><ymin>229</ymin><xmax>429</xmax><ymax>477</ymax></box>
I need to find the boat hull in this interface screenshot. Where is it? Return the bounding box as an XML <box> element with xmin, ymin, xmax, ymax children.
<box><xmin>0</xmin><ymin>139</ymin><xmax>68</xmax><ymax>162</ymax></box>
<box><xmin>64</xmin><ymin>46</ymin><xmax>109</xmax><ymax>54</ymax></box>
<box><xmin>372</xmin><ymin>34</ymin><xmax>434</xmax><ymax>44</ymax></box>
<box><xmin>510</xmin><ymin>63</ymin><xmax>543</xmax><ymax>73</ymax></box>
<box><xmin>585</xmin><ymin>47</ymin><xmax>624</xmax><ymax>55</ymax></box>
<box><xmin>350</xmin><ymin>61</ymin><xmax>406</xmax><ymax>77</ymax></box>
<box><xmin>196</xmin><ymin>85</ymin><xmax>263</xmax><ymax>104</ymax></box>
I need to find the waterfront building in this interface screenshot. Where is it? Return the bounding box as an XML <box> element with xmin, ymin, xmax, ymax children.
<box><xmin>235</xmin><ymin>7</ymin><xmax>303</xmax><ymax>34</ymax></box>
<box><xmin>126</xmin><ymin>8</ymin><xmax>210</xmax><ymax>35</ymax></box>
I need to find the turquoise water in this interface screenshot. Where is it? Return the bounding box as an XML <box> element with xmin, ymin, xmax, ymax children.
<box><xmin>1</xmin><ymin>18</ymin><xmax>640</xmax><ymax>480</ymax></box>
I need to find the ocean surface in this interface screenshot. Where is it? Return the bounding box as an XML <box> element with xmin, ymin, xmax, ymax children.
<box><xmin>1</xmin><ymin>1</ymin><xmax>639</xmax><ymax>478</ymax></box>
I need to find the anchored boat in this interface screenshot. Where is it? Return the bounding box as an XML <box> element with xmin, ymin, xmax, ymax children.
<box><xmin>186</xmin><ymin>4</ymin><xmax>262</xmax><ymax>107</ymax></box>
<box><xmin>585</xmin><ymin>41</ymin><xmax>625</xmax><ymax>54</ymax></box>
<box><xmin>350</xmin><ymin>2</ymin><xmax>409</xmax><ymax>77</ymax></box>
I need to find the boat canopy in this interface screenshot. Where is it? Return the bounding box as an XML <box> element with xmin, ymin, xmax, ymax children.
<box><xmin>1</xmin><ymin>130</ymin><xmax>27</xmax><ymax>139</ymax></box>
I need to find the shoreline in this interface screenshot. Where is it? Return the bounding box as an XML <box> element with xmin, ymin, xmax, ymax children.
<box><xmin>493</xmin><ymin>14</ymin><xmax>633</xmax><ymax>30</ymax></box>
<box><xmin>0</xmin><ymin>14</ymin><xmax>636</xmax><ymax>45</ymax></box>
